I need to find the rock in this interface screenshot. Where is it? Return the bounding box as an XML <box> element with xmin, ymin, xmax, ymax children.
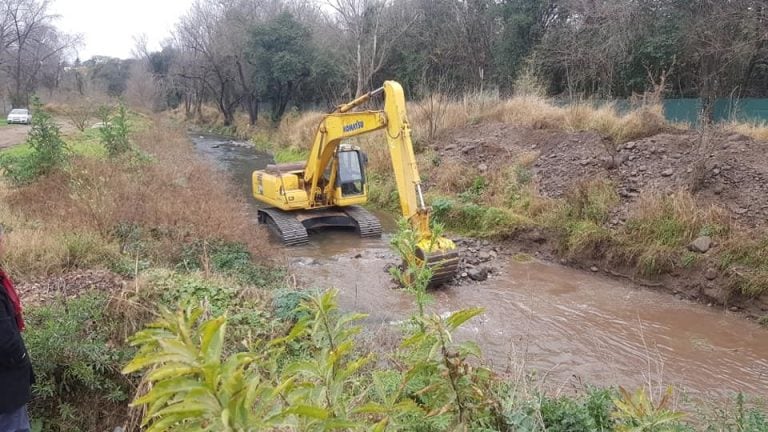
<box><xmin>478</xmin><ymin>251</ymin><xmax>491</xmax><ymax>261</ymax></box>
<box><xmin>713</xmin><ymin>168</ymin><xmax>721</xmax><ymax>176</ymax></box>
<box><xmin>489</xmin><ymin>250</ymin><xmax>498</xmax><ymax>258</ymax></box>
<box><xmin>579</xmin><ymin>159</ymin><xmax>590</xmax><ymax>166</ymax></box>
<box><xmin>704</xmin><ymin>267</ymin><xmax>718</xmax><ymax>280</ymax></box>
<box><xmin>661</xmin><ymin>169</ymin><xmax>674</xmax><ymax>177</ymax></box>
<box><xmin>625</xmin><ymin>142</ymin><xmax>636</xmax><ymax>150</ymax></box>
<box><xmin>734</xmin><ymin>207</ymin><xmax>748</xmax><ymax>215</ymax></box>
<box><xmin>478</xmin><ymin>163</ymin><xmax>488</xmax><ymax>172</ymax></box>
<box><xmin>461</xmin><ymin>272</ymin><xmax>468</xmax><ymax>278</ymax></box>
<box><xmin>354</xmin><ymin>253</ymin><xmax>363</xmax><ymax>259</ymax></box>
<box><xmin>729</xmin><ymin>306</ymin><xmax>739</xmax><ymax>312</ymax></box>
<box><xmin>688</xmin><ymin>236</ymin><xmax>712</xmax><ymax>253</ymax></box>
<box><xmin>727</xmin><ymin>133</ymin><xmax>749</xmax><ymax>142</ymax></box>
<box><xmin>638</xmin><ymin>165</ymin><xmax>648</xmax><ymax>172</ymax></box>
<box><xmin>524</xmin><ymin>229</ymin><xmax>546</xmax><ymax>244</ymax></box>
<box><xmin>590</xmin><ymin>266</ymin><xmax>599</xmax><ymax>272</ymax></box>
<box><xmin>468</xmin><ymin>267</ymin><xmax>488</xmax><ymax>282</ymax></box>
<box><xmin>713</xmin><ymin>184</ymin><xmax>724</xmax><ymax>195</ymax></box>
<box><xmin>559</xmin><ymin>258</ymin><xmax>568</xmax><ymax>265</ymax></box>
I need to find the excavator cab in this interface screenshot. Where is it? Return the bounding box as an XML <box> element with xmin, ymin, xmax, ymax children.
<box><xmin>336</xmin><ymin>145</ymin><xmax>367</xmax><ymax>198</ymax></box>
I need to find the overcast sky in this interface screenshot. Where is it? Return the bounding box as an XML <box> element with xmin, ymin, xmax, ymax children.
<box><xmin>51</xmin><ymin>0</ymin><xmax>194</xmax><ymax>60</ymax></box>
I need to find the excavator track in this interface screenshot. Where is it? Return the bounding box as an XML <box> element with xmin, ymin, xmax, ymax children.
<box><xmin>343</xmin><ymin>206</ymin><xmax>383</xmax><ymax>238</ymax></box>
<box><xmin>257</xmin><ymin>208</ymin><xmax>309</xmax><ymax>246</ymax></box>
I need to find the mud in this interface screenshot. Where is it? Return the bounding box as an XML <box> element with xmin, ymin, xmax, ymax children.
<box><xmin>192</xmin><ymin>133</ymin><xmax>768</xmax><ymax>399</ymax></box>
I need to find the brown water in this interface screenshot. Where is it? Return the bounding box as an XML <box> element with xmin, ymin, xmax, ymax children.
<box><xmin>192</xmin><ymin>134</ymin><xmax>768</xmax><ymax>399</ymax></box>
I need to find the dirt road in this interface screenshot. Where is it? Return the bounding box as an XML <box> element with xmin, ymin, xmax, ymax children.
<box><xmin>0</xmin><ymin>124</ymin><xmax>30</xmax><ymax>149</ymax></box>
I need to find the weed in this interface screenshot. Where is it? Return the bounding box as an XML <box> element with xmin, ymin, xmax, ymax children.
<box><xmin>0</xmin><ymin>97</ymin><xmax>68</xmax><ymax>184</ymax></box>
<box><xmin>719</xmin><ymin>236</ymin><xmax>768</xmax><ymax>297</ymax></box>
<box><xmin>274</xmin><ymin>147</ymin><xmax>309</xmax><ymax>163</ymax></box>
<box><xmin>178</xmin><ymin>240</ymin><xmax>285</xmax><ymax>288</ymax></box>
<box><xmin>541</xmin><ymin>395</ymin><xmax>600</xmax><ymax>431</ymax></box>
<box><xmin>759</xmin><ymin>315</ymin><xmax>768</xmax><ymax>328</ymax></box>
<box><xmin>98</xmin><ymin>102</ymin><xmax>132</xmax><ymax>157</ymax></box>
<box><xmin>430</xmin><ymin>196</ymin><xmax>527</xmax><ymax>238</ymax></box>
<box><xmin>547</xmin><ymin>180</ymin><xmax>618</xmax><ymax>257</ymax></box>
<box><xmin>611</xmin><ymin>386</ymin><xmax>685</xmax><ymax>431</ymax></box>
<box><xmin>25</xmin><ymin>294</ymin><xmax>134</xmax><ymax>431</ymax></box>
<box><xmin>726</xmin><ymin>121</ymin><xmax>768</xmax><ymax>142</ymax></box>
<box><xmin>615</xmin><ymin>192</ymin><xmax>729</xmax><ymax>276</ymax></box>
<box><xmin>681</xmin><ymin>252</ymin><xmax>698</xmax><ymax>268</ymax></box>
<box><xmin>458</xmin><ymin>176</ymin><xmax>488</xmax><ymax>203</ymax></box>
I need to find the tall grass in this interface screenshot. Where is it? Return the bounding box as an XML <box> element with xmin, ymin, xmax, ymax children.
<box><xmin>726</xmin><ymin>121</ymin><xmax>768</xmax><ymax>142</ymax></box>
<box><xmin>613</xmin><ymin>192</ymin><xmax>730</xmax><ymax>276</ymax></box>
<box><xmin>1</xmin><ymin>120</ymin><xmax>271</xmax><ymax>280</ymax></box>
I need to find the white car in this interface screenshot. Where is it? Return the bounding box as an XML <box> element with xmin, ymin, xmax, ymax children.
<box><xmin>6</xmin><ymin>108</ymin><xmax>31</xmax><ymax>125</ymax></box>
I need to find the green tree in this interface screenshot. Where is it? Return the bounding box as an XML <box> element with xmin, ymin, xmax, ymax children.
<box><xmin>249</xmin><ymin>12</ymin><xmax>313</xmax><ymax>123</ymax></box>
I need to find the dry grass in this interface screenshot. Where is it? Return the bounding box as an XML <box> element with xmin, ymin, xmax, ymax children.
<box><xmin>726</xmin><ymin>121</ymin><xmax>768</xmax><ymax>142</ymax></box>
<box><xmin>612</xmin><ymin>191</ymin><xmax>730</xmax><ymax>276</ymax></box>
<box><xmin>276</xmin><ymin>111</ymin><xmax>326</xmax><ymax>150</ymax></box>
<box><xmin>426</xmin><ymin>160</ymin><xmax>479</xmax><ymax>195</ymax></box>
<box><xmin>406</xmin><ymin>93</ymin><xmax>670</xmax><ymax>145</ymax></box>
<box><xmin>1</xmin><ymin>120</ymin><xmax>271</xmax><ymax>280</ymax></box>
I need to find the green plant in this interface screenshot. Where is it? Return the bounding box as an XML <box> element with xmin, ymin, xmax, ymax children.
<box><xmin>612</xmin><ymin>386</ymin><xmax>685</xmax><ymax>431</ymax></box>
<box><xmin>25</xmin><ymin>294</ymin><xmax>134</xmax><ymax>431</ymax></box>
<box><xmin>459</xmin><ymin>176</ymin><xmax>488</xmax><ymax>203</ymax></box>
<box><xmin>0</xmin><ymin>96</ymin><xmax>69</xmax><ymax>184</ymax></box>
<box><xmin>759</xmin><ymin>315</ymin><xmax>768</xmax><ymax>328</ymax></box>
<box><xmin>177</xmin><ymin>240</ymin><xmax>286</xmax><ymax>288</ymax></box>
<box><xmin>98</xmin><ymin>102</ymin><xmax>132</xmax><ymax>157</ymax></box>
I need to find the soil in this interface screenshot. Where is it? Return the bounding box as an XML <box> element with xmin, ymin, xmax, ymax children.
<box><xmin>15</xmin><ymin>270</ymin><xmax>126</xmax><ymax>306</ymax></box>
<box><xmin>0</xmin><ymin>124</ymin><xmax>31</xmax><ymax>149</ymax></box>
<box><xmin>0</xmin><ymin>119</ymin><xmax>77</xmax><ymax>150</ymax></box>
<box><xmin>430</xmin><ymin>123</ymin><xmax>768</xmax><ymax>320</ymax></box>
<box><xmin>434</xmin><ymin>124</ymin><xmax>768</xmax><ymax>227</ymax></box>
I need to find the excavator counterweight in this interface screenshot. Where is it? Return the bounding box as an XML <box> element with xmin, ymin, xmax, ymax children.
<box><xmin>252</xmin><ymin>81</ymin><xmax>459</xmax><ymax>286</ymax></box>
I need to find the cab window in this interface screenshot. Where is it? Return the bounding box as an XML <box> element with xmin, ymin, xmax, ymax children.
<box><xmin>337</xmin><ymin>150</ymin><xmax>365</xmax><ymax>196</ymax></box>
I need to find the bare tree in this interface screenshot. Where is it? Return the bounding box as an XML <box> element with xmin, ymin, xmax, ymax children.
<box><xmin>328</xmin><ymin>0</ymin><xmax>419</xmax><ymax>96</ymax></box>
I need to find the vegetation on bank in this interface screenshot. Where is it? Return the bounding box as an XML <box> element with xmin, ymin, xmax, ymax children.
<box><xmin>0</xmin><ymin>104</ymin><xmax>286</xmax><ymax>429</ymax></box>
<box><xmin>1</xmin><ymin>103</ymin><xmax>766</xmax><ymax>430</ymax></box>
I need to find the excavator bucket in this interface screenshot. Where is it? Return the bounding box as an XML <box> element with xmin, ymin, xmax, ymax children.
<box><xmin>416</xmin><ymin>247</ymin><xmax>461</xmax><ymax>286</ymax></box>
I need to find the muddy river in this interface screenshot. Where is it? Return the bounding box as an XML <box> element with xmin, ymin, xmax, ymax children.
<box><xmin>191</xmin><ymin>133</ymin><xmax>768</xmax><ymax>399</ymax></box>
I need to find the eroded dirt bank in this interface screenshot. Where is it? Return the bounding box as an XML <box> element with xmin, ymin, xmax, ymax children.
<box><xmin>428</xmin><ymin>124</ymin><xmax>768</xmax><ymax>318</ymax></box>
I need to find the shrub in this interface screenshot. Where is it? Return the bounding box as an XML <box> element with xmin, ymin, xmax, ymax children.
<box><xmin>25</xmin><ymin>294</ymin><xmax>134</xmax><ymax>431</ymax></box>
<box><xmin>98</xmin><ymin>102</ymin><xmax>132</xmax><ymax>157</ymax></box>
<box><xmin>0</xmin><ymin>97</ymin><xmax>68</xmax><ymax>184</ymax></box>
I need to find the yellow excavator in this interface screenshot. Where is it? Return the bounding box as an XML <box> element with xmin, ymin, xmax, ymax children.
<box><xmin>252</xmin><ymin>81</ymin><xmax>459</xmax><ymax>285</ymax></box>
